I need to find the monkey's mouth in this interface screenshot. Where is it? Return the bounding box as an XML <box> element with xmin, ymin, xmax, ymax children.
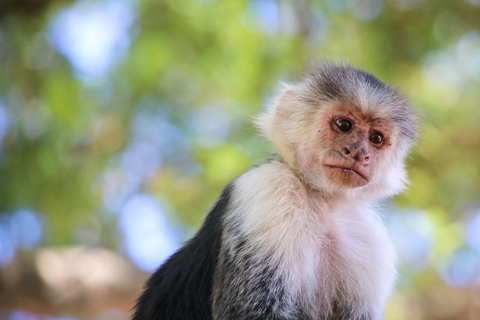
<box><xmin>323</xmin><ymin>165</ymin><xmax>369</xmax><ymax>182</ymax></box>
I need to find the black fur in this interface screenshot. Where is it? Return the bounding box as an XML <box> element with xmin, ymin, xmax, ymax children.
<box><xmin>132</xmin><ymin>183</ymin><xmax>233</xmax><ymax>320</ymax></box>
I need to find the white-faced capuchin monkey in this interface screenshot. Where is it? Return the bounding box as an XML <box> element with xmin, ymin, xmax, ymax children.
<box><xmin>133</xmin><ymin>64</ymin><xmax>418</xmax><ymax>320</ymax></box>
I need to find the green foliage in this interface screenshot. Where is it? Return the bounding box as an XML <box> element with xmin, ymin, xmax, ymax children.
<box><xmin>1</xmin><ymin>0</ymin><xmax>480</xmax><ymax>315</ymax></box>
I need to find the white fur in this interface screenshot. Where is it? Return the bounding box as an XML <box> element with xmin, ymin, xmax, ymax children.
<box><xmin>235</xmin><ymin>65</ymin><xmax>416</xmax><ymax>318</ymax></box>
<box><xmin>226</xmin><ymin>161</ymin><xmax>397</xmax><ymax>319</ymax></box>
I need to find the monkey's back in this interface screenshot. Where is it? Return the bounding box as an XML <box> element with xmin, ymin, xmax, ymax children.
<box><xmin>132</xmin><ymin>184</ymin><xmax>233</xmax><ymax>320</ymax></box>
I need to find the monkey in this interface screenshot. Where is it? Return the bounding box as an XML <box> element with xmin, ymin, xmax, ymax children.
<box><xmin>132</xmin><ymin>64</ymin><xmax>418</xmax><ymax>320</ymax></box>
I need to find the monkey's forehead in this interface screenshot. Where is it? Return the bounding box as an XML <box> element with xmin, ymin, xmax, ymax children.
<box><xmin>299</xmin><ymin>64</ymin><xmax>419</xmax><ymax>141</ymax></box>
<box><xmin>302</xmin><ymin>65</ymin><xmax>402</xmax><ymax>106</ymax></box>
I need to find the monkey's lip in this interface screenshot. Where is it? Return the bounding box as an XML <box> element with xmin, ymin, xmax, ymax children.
<box><xmin>323</xmin><ymin>165</ymin><xmax>369</xmax><ymax>182</ymax></box>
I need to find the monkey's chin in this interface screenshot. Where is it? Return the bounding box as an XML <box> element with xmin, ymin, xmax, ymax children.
<box><xmin>323</xmin><ymin>165</ymin><xmax>369</xmax><ymax>188</ymax></box>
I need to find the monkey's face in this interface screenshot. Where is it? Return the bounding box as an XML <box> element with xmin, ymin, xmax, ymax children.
<box><xmin>296</xmin><ymin>104</ymin><xmax>396</xmax><ymax>191</ymax></box>
<box><xmin>323</xmin><ymin>106</ymin><xmax>394</xmax><ymax>189</ymax></box>
<box><xmin>257</xmin><ymin>65</ymin><xmax>417</xmax><ymax>199</ymax></box>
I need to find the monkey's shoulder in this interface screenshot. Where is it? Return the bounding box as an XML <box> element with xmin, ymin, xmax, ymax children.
<box><xmin>224</xmin><ymin>160</ymin><xmax>317</xmax><ymax>243</ymax></box>
<box><xmin>233</xmin><ymin>160</ymin><xmax>308</xmax><ymax>207</ymax></box>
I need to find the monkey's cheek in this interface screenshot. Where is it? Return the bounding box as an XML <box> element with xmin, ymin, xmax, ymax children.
<box><xmin>324</xmin><ymin>167</ymin><xmax>369</xmax><ymax>188</ymax></box>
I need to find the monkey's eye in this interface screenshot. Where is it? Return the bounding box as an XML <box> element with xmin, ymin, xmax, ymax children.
<box><xmin>335</xmin><ymin>119</ymin><xmax>352</xmax><ymax>132</ymax></box>
<box><xmin>369</xmin><ymin>131</ymin><xmax>384</xmax><ymax>145</ymax></box>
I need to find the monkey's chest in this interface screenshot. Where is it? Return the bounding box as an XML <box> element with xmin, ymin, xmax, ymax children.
<box><xmin>309</xmin><ymin>214</ymin><xmax>396</xmax><ymax>313</ymax></box>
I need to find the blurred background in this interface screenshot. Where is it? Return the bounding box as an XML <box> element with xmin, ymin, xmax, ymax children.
<box><xmin>0</xmin><ymin>0</ymin><xmax>479</xmax><ymax>319</ymax></box>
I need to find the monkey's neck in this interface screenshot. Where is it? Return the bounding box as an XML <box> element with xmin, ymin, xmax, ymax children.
<box><xmin>274</xmin><ymin>153</ymin><xmax>327</xmax><ymax>195</ymax></box>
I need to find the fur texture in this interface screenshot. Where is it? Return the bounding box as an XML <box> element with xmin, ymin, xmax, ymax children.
<box><xmin>133</xmin><ymin>64</ymin><xmax>418</xmax><ymax>320</ymax></box>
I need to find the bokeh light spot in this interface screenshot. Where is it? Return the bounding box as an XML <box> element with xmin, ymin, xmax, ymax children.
<box><xmin>11</xmin><ymin>210</ymin><xmax>43</xmax><ymax>249</ymax></box>
<box><xmin>456</xmin><ymin>31</ymin><xmax>480</xmax><ymax>80</ymax></box>
<box><xmin>48</xmin><ymin>0</ymin><xmax>136</xmax><ymax>78</ymax></box>
<box><xmin>9</xmin><ymin>311</ymin><xmax>39</xmax><ymax>320</ymax></box>
<box><xmin>191</xmin><ymin>108</ymin><xmax>231</xmax><ymax>147</ymax></box>
<box><xmin>423</xmin><ymin>50</ymin><xmax>462</xmax><ymax>90</ymax></box>
<box><xmin>0</xmin><ymin>102</ymin><xmax>9</xmax><ymax>145</ymax></box>
<box><xmin>249</xmin><ymin>0</ymin><xmax>281</xmax><ymax>35</ymax></box>
<box><xmin>354</xmin><ymin>0</ymin><xmax>383</xmax><ymax>20</ymax></box>
<box><xmin>119</xmin><ymin>194</ymin><xmax>180</xmax><ymax>272</ymax></box>
<box><xmin>440</xmin><ymin>248</ymin><xmax>480</xmax><ymax>287</ymax></box>
<box><xmin>467</xmin><ymin>212</ymin><xmax>480</xmax><ymax>253</ymax></box>
<box><xmin>388</xmin><ymin>210</ymin><xmax>435</xmax><ymax>270</ymax></box>
<box><xmin>0</xmin><ymin>222</ymin><xmax>16</xmax><ymax>266</ymax></box>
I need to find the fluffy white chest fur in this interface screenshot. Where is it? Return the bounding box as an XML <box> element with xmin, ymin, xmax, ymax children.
<box><xmin>227</xmin><ymin>160</ymin><xmax>396</xmax><ymax>319</ymax></box>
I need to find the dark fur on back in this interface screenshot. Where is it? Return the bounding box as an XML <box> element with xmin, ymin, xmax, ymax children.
<box><xmin>132</xmin><ymin>183</ymin><xmax>233</xmax><ymax>320</ymax></box>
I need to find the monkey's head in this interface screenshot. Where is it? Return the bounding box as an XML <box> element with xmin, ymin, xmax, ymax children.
<box><xmin>256</xmin><ymin>64</ymin><xmax>418</xmax><ymax>200</ymax></box>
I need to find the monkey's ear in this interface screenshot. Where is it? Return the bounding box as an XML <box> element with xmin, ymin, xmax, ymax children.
<box><xmin>254</xmin><ymin>83</ymin><xmax>295</xmax><ymax>140</ymax></box>
<box><xmin>254</xmin><ymin>84</ymin><xmax>304</xmax><ymax>168</ymax></box>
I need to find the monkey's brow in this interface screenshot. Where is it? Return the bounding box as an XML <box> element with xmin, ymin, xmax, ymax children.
<box><xmin>362</xmin><ymin>115</ymin><xmax>385</xmax><ymax>124</ymax></box>
<box><xmin>333</xmin><ymin>106</ymin><xmax>382</xmax><ymax>123</ymax></box>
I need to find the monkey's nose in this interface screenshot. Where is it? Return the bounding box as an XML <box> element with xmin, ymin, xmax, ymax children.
<box><xmin>342</xmin><ymin>146</ymin><xmax>370</xmax><ymax>164</ymax></box>
<box><xmin>360</xmin><ymin>153</ymin><xmax>370</xmax><ymax>164</ymax></box>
